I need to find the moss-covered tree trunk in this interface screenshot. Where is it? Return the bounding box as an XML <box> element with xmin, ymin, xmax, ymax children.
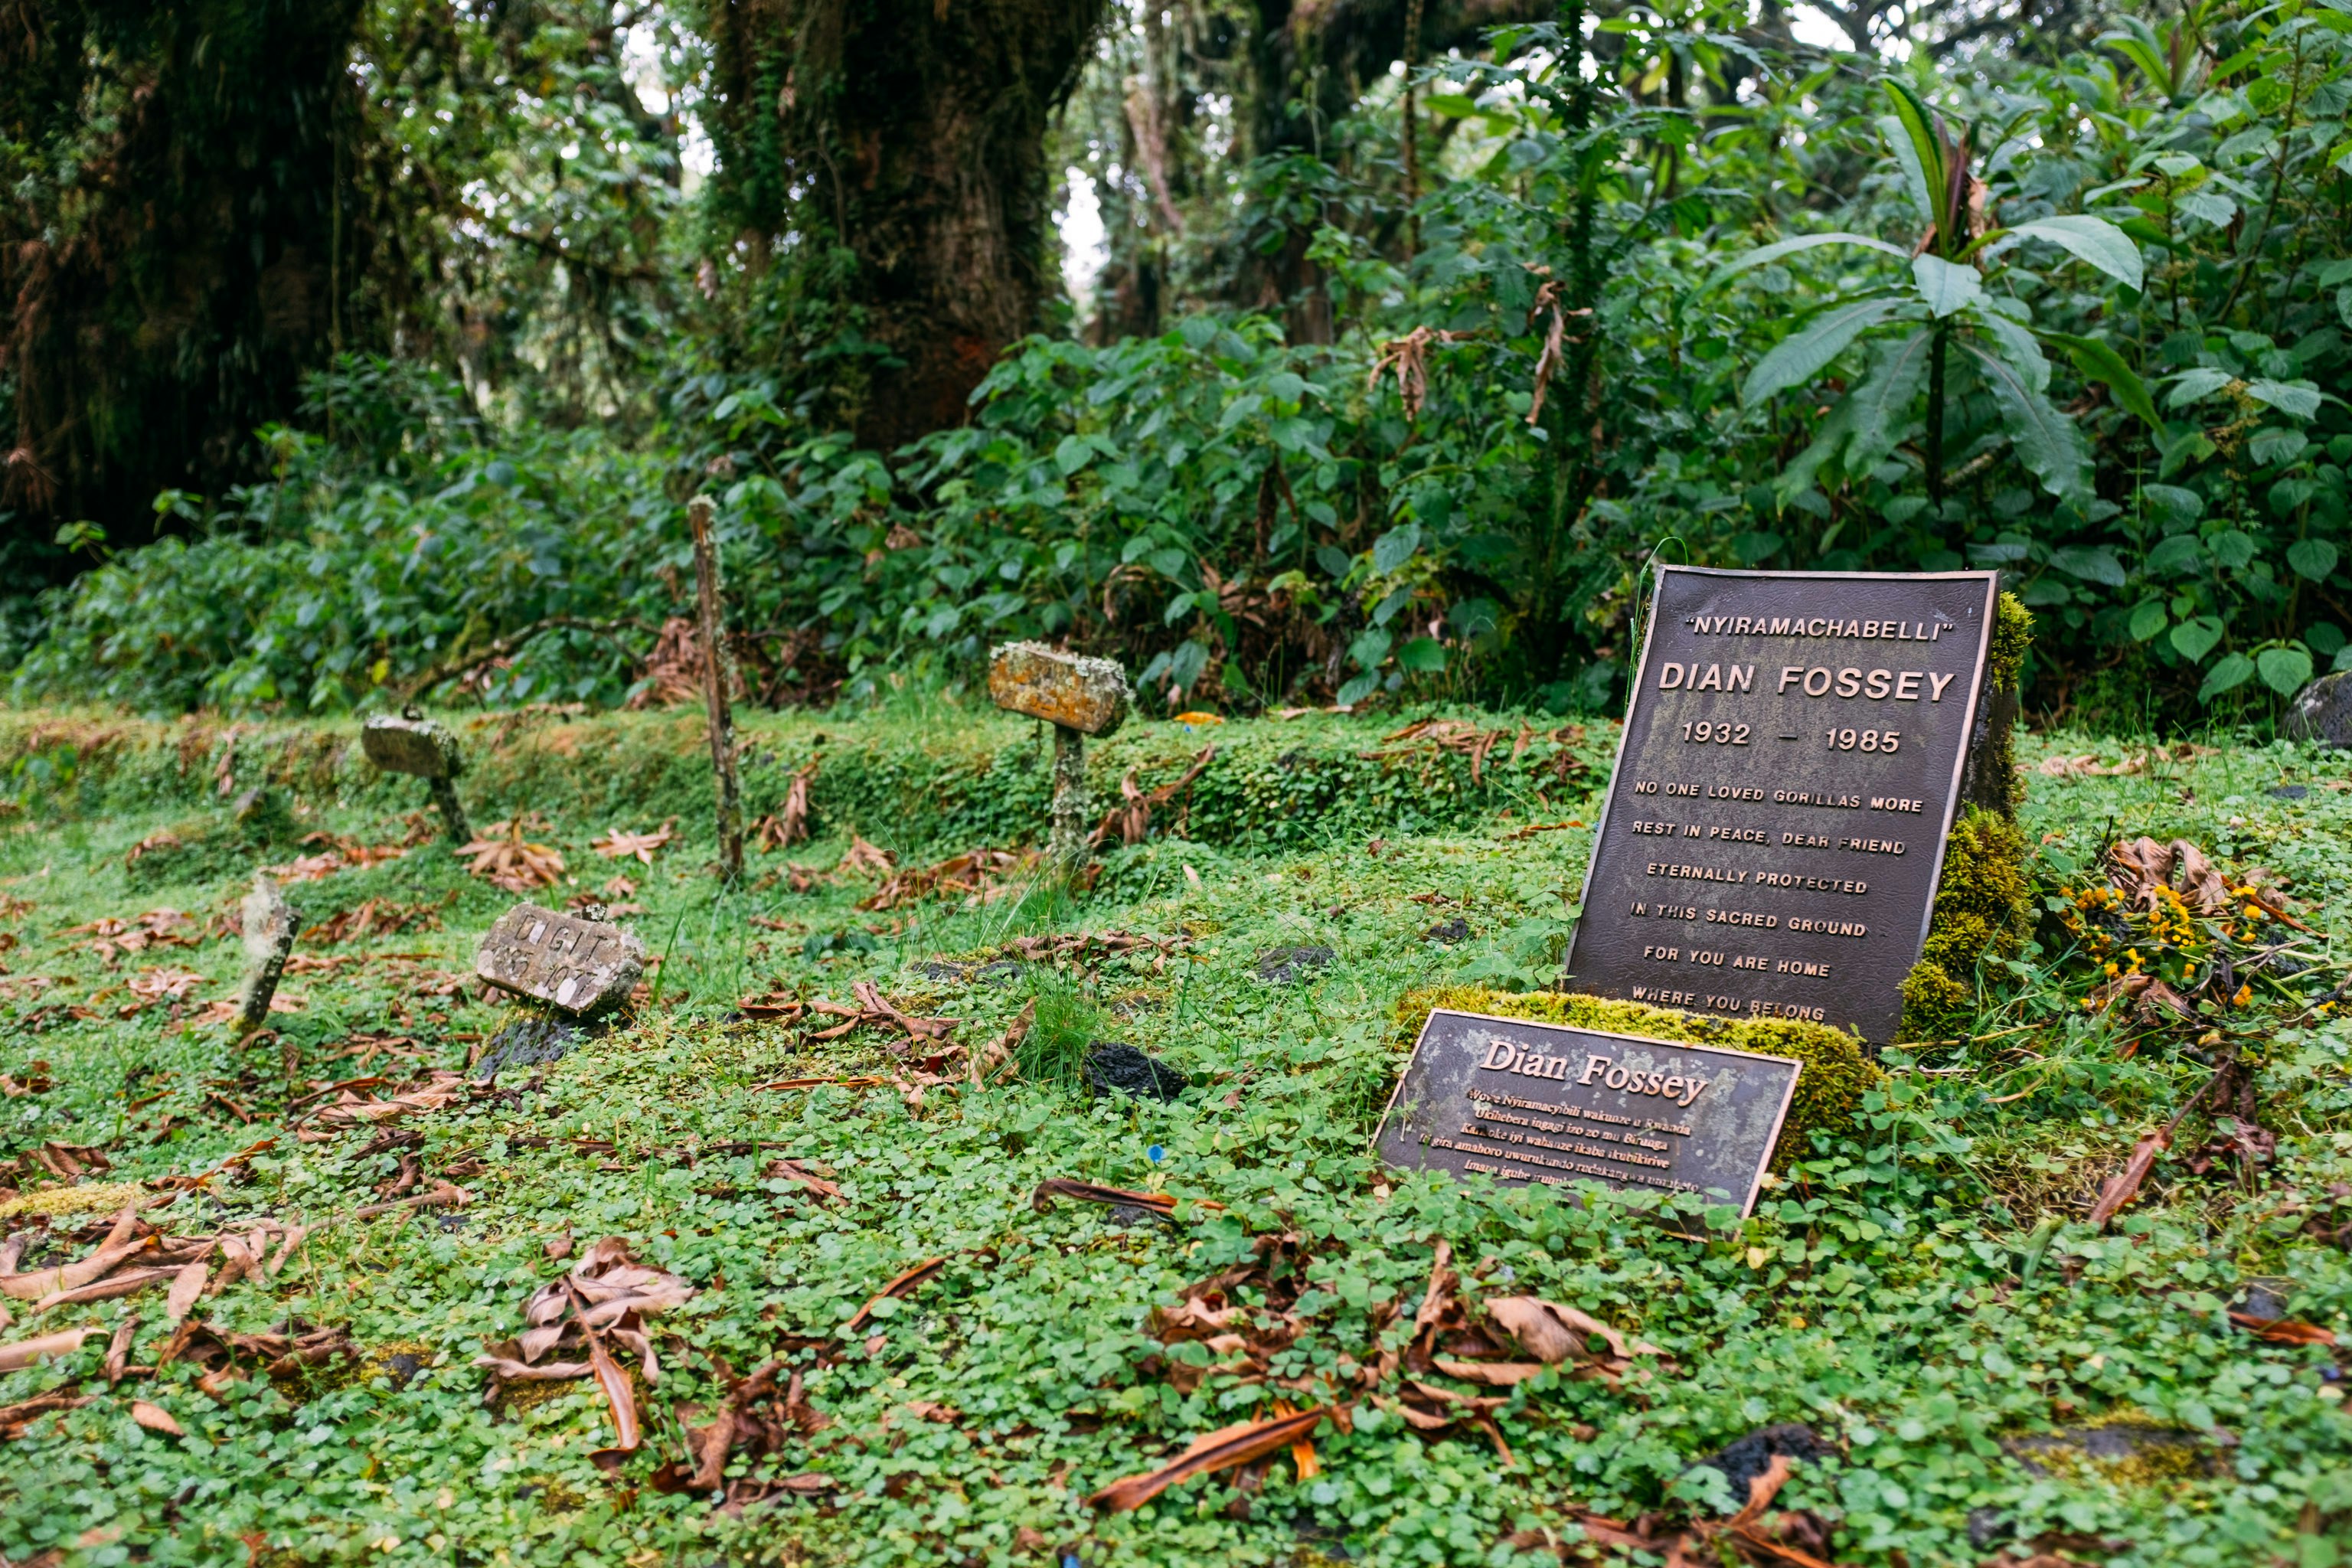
<box><xmin>704</xmin><ymin>0</ymin><xmax>1107</xmax><ymax>452</ymax></box>
<box><xmin>0</xmin><ymin>0</ymin><xmax>365</xmax><ymax>577</ymax></box>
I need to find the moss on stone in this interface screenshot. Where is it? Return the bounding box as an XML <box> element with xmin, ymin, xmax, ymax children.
<box><xmin>1902</xmin><ymin>807</ymin><xmax>2036</xmax><ymax>1040</ymax></box>
<box><xmin>1393</xmin><ymin>986</ymin><xmax>1881</xmax><ymax>1168</ymax></box>
<box><xmin>1984</xmin><ymin>592</ymin><xmax>2034</xmax><ymax>814</ymax></box>
<box><xmin>1897</xmin><ymin>593</ymin><xmax>2037</xmax><ymax>1040</ymax></box>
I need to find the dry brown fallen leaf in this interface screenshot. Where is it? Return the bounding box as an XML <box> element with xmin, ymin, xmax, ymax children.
<box><xmin>0</xmin><ymin>1326</ymin><xmax>95</xmax><ymax>1371</ymax></box>
<box><xmin>456</xmin><ymin>816</ymin><xmax>567</xmax><ymax>893</ymax></box>
<box><xmin>0</xmin><ymin>1391</ymin><xmax>92</xmax><ymax>1440</ymax></box>
<box><xmin>0</xmin><ymin>1210</ymin><xmax>151</xmax><ymax>1302</ymax></box>
<box><xmin>1088</xmin><ymin>1406</ymin><xmax>1331</xmax><ymax>1512</ymax></box>
<box><xmin>165</xmin><ymin>1261</ymin><xmax>210</xmax><ymax>1324</ymax></box>
<box><xmin>2088</xmin><ymin>1127</ymin><xmax>2171</xmax><ymax>1228</ymax></box>
<box><xmin>104</xmin><ymin>1315</ymin><xmax>139</xmax><ymax>1384</ymax></box>
<box><xmin>36</xmin><ymin>1265</ymin><xmax>181</xmax><ymax>1312</ymax></box>
<box><xmin>2229</xmin><ymin>1312</ymin><xmax>2338</xmax><ymax>1347</ymax></box>
<box><xmin>846</xmin><ymin>1257</ymin><xmax>946</xmax><ymax>1331</ymax></box>
<box><xmin>131</xmin><ymin>1400</ymin><xmax>184</xmax><ymax>1436</ymax></box>
<box><xmin>593</xmin><ymin>822</ymin><xmax>677</xmax><ymax>864</ymax></box>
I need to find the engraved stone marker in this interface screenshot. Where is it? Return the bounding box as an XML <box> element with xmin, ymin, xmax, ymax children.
<box><xmin>236</xmin><ymin>872</ymin><xmax>297</xmax><ymax>1037</ymax></box>
<box><xmin>988</xmin><ymin>642</ymin><xmax>1132</xmax><ymax>870</ymax></box>
<box><xmin>475</xmin><ymin>902</ymin><xmax>646</xmax><ymax>1018</ymax></box>
<box><xmin>1375</xmin><ymin>1008</ymin><xmax>1798</xmax><ymax>1217</ymax></box>
<box><xmin>988</xmin><ymin>642</ymin><xmax>1132</xmax><ymax>736</ymax></box>
<box><xmin>1564</xmin><ymin>567</ymin><xmax>2001</xmax><ymax>1044</ymax></box>
<box><xmin>362</xmin><ymin>712</ymin><xmax>472</xmax><ymax>844</ymax></box>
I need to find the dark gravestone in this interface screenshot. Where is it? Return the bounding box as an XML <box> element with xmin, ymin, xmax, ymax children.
<box><xmin>475</xmin><ymin>903</ymin><xmax>646</xmax><ymax>1017</ymax></box>
<box><xmin>1375</xmin><ymin>1008</ymin><xmax>1800</xmax><ymax>1216</ymax></box>
<box><xmin>1564</xmin><ymin>567</ymin><xmax>2002</xmax><ymax>1045</ymax></box>
<box><xmin>2285</xmin><ymin>672</ymin><xmax>2352</xmax><ymax>749</ymax></box>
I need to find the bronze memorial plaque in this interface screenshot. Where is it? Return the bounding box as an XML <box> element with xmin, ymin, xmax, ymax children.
<box><xmin>1565</xmin><ymin>567</ymin><xmax>2000</xmax><ymax>1044</ymax></box>
<box><xmin>1374</xmin><ymin>1009</ymin><xmax>1798</xmax><ymax>1215</ymax></box>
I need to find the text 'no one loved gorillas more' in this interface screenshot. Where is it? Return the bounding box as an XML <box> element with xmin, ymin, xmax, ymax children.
<box><xmin>1565</xmin><ymin>567</ymin><xmax>2001</xmax><ymax>1045</ymax></box>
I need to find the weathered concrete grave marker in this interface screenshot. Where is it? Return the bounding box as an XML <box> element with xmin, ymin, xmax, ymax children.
<box><xmin>361</xmin><ymin>709</ymin><xmax>471</xmax><ymax>844</ymax></box>
<box><xmin>475</xmin><ymin>902</ymin><xmax>646</xmax><ymax>1018</ymax></box>
<box><xmin>236</xmin><ymin>871</ymin><xmax>297</xmax><ymax>1039</ymax></box>
<box><xmin>1375</xmin><ymin>1008</ymin><xmax>1799</xmax><ymax>1217</ymax></box>
<box><xmin>1563</xmin><ymin>567</ymin><xmax>2003</xmax><ymax>1045</ymax></box>
<box><xmin>988</xmin><ymin>642</ymin><xmax>1132</xmax><ymax>870</ymax></box>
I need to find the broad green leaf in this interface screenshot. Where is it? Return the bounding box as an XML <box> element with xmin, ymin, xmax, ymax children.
<box><xmin>2259</xmin><ymin>645</ymin><xmax>2315</xmax><ymax>694</ymax></box>
<box><xmin>1773</xmin><ymin>395</ymin><xmax>1860</xmax><ymax>501</ymax></box>
<box><xmin>2252</xmin><ymin>427</ymin><xmax>2311</xmax><ymax>468</ymax></box>
<box><xmin>1217</xmin><ymin>393</ymin><xmax>1263</xmax><ymax>430</ymax></box>
<box><xmin>2128</xmin><ymin>600</ymin><xmax>2169</xmax><ymax>642</ymax></box>
<box><xmin>1968</xmin><ymin>344</ymin><xmax>2090</xmax><ymax>498</ymax></box>
<box><xmin>2199</xmin><ymin>652</ymin><xmax>2256</xmax><ymax>702</ymax></box>
<box><xmin>1701</xmin><ymin>233</ymin><xmax>1909</xmax><ymax>294</ymax></box>
<box><xmin>1348</xmin><ymin>627</ymin><xmax>1393</xmax><ymax>671</ymax></box>
<box><xmin>1994</xmin><ymin>215</ymin><xmax>2145</xmax><ymax>290</ymax></box>
<box><xmin>1053</xmin><ymin>435</ymin><xmax>1094</xmax><ymax>477</ymax></box>
<box><xmin>1845</xmin><ymin>329</ymin><xmax>1934</xmax><ymax>477</ymax></box>
<box><xmin>1879</xmin><ymin>83</ymin><xmax>1949</xmax><ymax>234</ymax></box>
<box><xmin>2246</xmin><ymin>379</ymin><xmax>2324</xmax><ymax>420</ymax></box>
<box><xmin>1371</xmin><ymin>523</ymin><xmax>1422</xmax><ymax>576</ymax></box>
<box><xmin>1973</xmin><ymin>305</ymin><xmax>2050</xmax><ymax>393</ymax></box>
<box><xmin>2179</xmin><ymin>189</ymin><xmax>2238</xmax><ymax>227</ymax></box>
<box><xmin>2289</xmin><ymin>538</ymin><xmax>2341</xmax><ymax>581</ymax></box>
<box><xmin>2171</xmin><ymin>615</ymin><xmax>2223</xmax><ymax>661</ymax></box>
<box><xmin>2040</xmin><ymin>332</ymin><xmax>2162</xmax><ymax>430</ymax></box>
<box><xmin>2140</xmin><ymin>485</ymin><xmax>2203</xmax><ymax>527</ymax></box>
<box><xmin>1396</xmin><ymin>636</ymin><xmax>1446</xmax><ymax>673</ymax></box>
<box><xmin>2211</xmin><ymin>530</ymin><xmax>2257</xmax><ymax>569</ymax></box>
<box><xmin>2164</xmin><ymin>368</ymin><xmax>2236</xmax><ymax>407</ymax></box>
<box><xmin>1913</xmin><ymin>256</ymin><xmax>1982</xmax><ymax>317</ymax></box>
<box><xmin>1743</xmin><ymin>299</ymin><xmax>1903</xmax><ymax>405</ymax></box>
<box><xmin>2050</xmin><ymin>545</ymin><xmax>2126</xmax><ymax>586</ymax></box>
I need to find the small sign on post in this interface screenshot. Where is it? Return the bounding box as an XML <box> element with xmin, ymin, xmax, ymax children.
<box><xmin>1374</xmin><ymin>1008</ymin><xmax>1799</xmax><ymax>1217</ymax></box>
<box><xmin>690</xmin><ymin>494</ymin><xmax>746</xmax><ymax>882</ymax></box>
<box><xmin>988</xmin><ymin>642</ymin><xmax>1131</xmax><ymax>870</ymax></box>
<box><xmin>475</xmin><ymin>901</ymin><xmax>647</xmax><ymax>1017</ymax></box>
<box><xmin>362</xmin><ymin>710</ymin><xmax>471</xmax><ymax>844</ymax></box>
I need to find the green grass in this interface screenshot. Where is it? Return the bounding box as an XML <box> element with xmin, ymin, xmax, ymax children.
<box><xmin>2</xmin><ymin>704</ymin><xmax>2350</xmax><ymax>1566</ymax></box>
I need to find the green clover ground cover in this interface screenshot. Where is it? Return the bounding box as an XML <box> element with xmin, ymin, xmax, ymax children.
<box><xmin>2</xmin><ymin>704</ymin><xmax>2351</xmax><ymax>1567</ymax></box>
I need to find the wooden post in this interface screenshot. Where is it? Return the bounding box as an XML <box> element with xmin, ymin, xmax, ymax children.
<box><xmin>690</xmin><ymin>494</ymin><xmax>746</xmax><ymax>882</ymax></box>
<box><xmin>1048</xmin><ymin>723</ymin><xmax>1088</xmax><ymax>872</ymax></box>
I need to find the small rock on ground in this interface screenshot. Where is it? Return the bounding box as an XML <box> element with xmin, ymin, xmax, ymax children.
<box><xmin>1083</xmin><ymin>1042</ymin><xmax>1186</xmax><ymax>1102</ymax></box>
<box><xmin>1256</xmin><ymin>945</ymin><xmax>1335</xmax><ymax>983</ymax></box>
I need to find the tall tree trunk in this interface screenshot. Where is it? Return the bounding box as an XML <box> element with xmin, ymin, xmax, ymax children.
<box><xmin>705</xmin><ymin>0</ymin><xmax>1109</xmax><ymax>452</ymax></box>
<box><xmin>0</xmin><ymin>0</ymin><xmax>364</xmax><ymax>574</ymax></box>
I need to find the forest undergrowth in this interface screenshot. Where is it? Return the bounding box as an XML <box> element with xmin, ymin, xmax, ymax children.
<box><xmin>0</xmin><ymin>703</ymin><xmax>2349</xmax><ymax>1567</ymax></box>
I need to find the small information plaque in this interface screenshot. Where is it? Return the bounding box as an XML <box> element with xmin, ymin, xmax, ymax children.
<box><xmin>1374</xmin><ymin>1009</ymin><xmax>1798</xmax><ymax>1216</ymax></box>
<box><xmin>1564</xmin><ymin>567</ymin><xmax>2000</xmax><ymax>1044</ymax></box>
<box><xmin>475</xmin><ymin>902</ymin><xmax>645</xmax><ymax>1018</ymax></box>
